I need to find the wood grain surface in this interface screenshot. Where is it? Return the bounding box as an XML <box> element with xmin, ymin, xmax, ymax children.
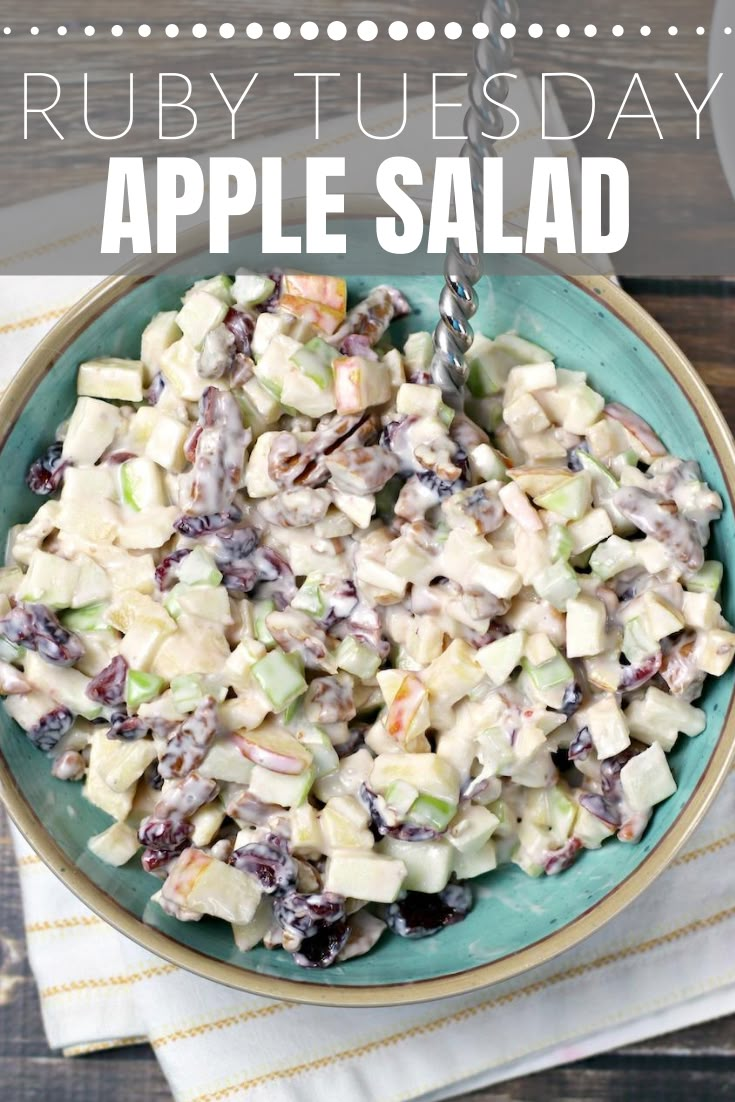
<box><xmin>1</xmin><ymin>278</ymin><xmax>735</xmax><ymax>1099</ymax></box>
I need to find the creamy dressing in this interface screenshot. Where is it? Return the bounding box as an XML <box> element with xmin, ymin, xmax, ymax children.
<box><xmin>1</xmin><ymin>270</ymin><xmax>733</xmax><ymax>967</ymax></box>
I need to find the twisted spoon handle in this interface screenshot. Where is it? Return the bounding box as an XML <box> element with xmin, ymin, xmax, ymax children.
<box><xmin>431</xmin><ymin>0</ymin><xmax>519</xmax><ymax>403</ymax></box>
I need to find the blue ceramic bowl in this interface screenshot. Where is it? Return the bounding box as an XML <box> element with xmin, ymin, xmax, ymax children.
<box><xmin>1</xmin><ymin>242</ymin><xmax>734</xmax><ymax>1006</ymax></box>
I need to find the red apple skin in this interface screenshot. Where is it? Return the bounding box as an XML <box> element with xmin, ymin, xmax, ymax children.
<box><xmin>238</xmin><ymin>730</ymin><xmax>309</xmax><ymax>775</ymax></box>
<box><xmin>282</xmin><ymin>273</ymin><xmax>347</xmax><ymax>314</ymax></box>
<box><xmin>334</xmin><ymin>357</ymin><xmax>363</xmax><ymax>414</ymax></box>
<box><xmin>280</xmin><ymin>294</ymin><xmax>344</xmax><ymax>336</ymax></box>
<box><xmin>604</xmin><ymin>403</ymin><xmax>666</xmax><ymax>458</ymax></box>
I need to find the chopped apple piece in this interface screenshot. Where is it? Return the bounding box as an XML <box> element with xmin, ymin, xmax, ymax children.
<box><xmin>282</xmin><ymin>272</ymin><xmax>347</xmax><ymax>313</ymax></box>
<box><xmin>422</xmin><ymin>640</ymin><xmax>485</xmax><ymax>704</ymax></box>
<box><xmin>378</xmin><ymin>836</ymin><xmax>453</xmax><ymax>893</ymax></box>
<box><xmin>238</xmin><ymin>724</ymin><xmax>312</xmax><ymax>775</ymax></box>
<box><xmin>695</xmin><ymin>629</ymin><xmax>735</xmax><ymax>676</ymax></box>
<box><xmin>88</xmin><ymin>822</ymin><xmax>140</xmax><ymax>867</ymax></box>
<box><xmin>625</xmin><ymin>685</ymin><xmax>705</xmax><ymax>752</ymax></box>
<box><xmin>333</xmin><ymin>357</ymin><xmax>392</xmax><ymax>413</ymax></box>
<box><xmin>604</xmin><ymin>403</ymin><xmax>666</xmax><ymax>459</ymax></box>
<box><xmin>232</xmin><ymin>897</ymin><xmax>273</xmax><ymax>952</ymax></box>
<box><xmin>248</xmin><ymin>763</ymin><xmax>316</xmax><ymax>808</ymax></box>
<box><xmin>503</xmin><ymin>392</ymin><xmax>550</xmax><ymax>437</ymax></box>
<box><xmin>508</xmin><ymin>467</ymin><xmax>571</xmax><ymax>498</ymax></box>
<box><xmin>320</xmin><ymin>796</ymin><xmax>374</xmax><ymax>853</ymax></box>
<box><xmin>620</xmin><ymin>742</ymin><xmax>676</xmax><ymax>812</ymax></box>
<box><xmin>324</xmin><ymin>849</ymin><xmax>406</xmax><ymax>903</ymax></box>
<box><xmin>446</xmin><ymin>805</ymin><xmax>499</xmax><ymax>855</ymax></box>
<box><xmin>499</xmin><ymin>481</ymin><xmax>543</xmax><ymax>532</ymax></box>
<box><xmin>566</xmin><ymin>595</ymin><xmax>606</xmax><ymax>658</ymax></box>
<box><xmin>370</xmin><ymin>751</ymin><xmax>460</xmax><ymax>806</ymax></box>
<box><xmin>162</xmin><ymin>847</ymin><xmax>261</xmax><ymax>923</ymax></box>
<box><xmin>281</xmin><ymin>294</ymin><xmax>344</xmax><ymax>335</ymax></box>
<box><xmin>77</xmin><ymin>358</ymin><xmax>144</xmax><ymax>403</ymax></box>
<box><xmin>681</xmin><ymin>592</ymin><xmax>720</xmax><ymax>631</ymax></box>
<box><xmin>584</xmin><ymin>694</ymin><xmax>630</xmax><ymax>759</ymax></box>
<box><xmin>384</xmin><ymin>673</ymin><xmax>431</xmax><ymax>752</ymax></box>
<box><xmin>534</xmin><ymin>473</ymin><xmax>591</xmax><ymax>521</ymax></box>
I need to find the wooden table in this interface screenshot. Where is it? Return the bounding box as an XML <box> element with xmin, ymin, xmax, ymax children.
<box><xmin>1</xmin><ymin>279</ymin><xmax>734</xmax><ymax>1099</ymax></box>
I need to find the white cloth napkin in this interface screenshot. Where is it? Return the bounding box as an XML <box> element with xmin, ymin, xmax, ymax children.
<box><xmin>9</xmin><ymin>770</ymin><xmax>735</xmax><ymax>1102</ymax></box>
<box><xmin>1</xmin><ymin>76</ymin><xmax>723</xmax><ymax>1102</ymax></box>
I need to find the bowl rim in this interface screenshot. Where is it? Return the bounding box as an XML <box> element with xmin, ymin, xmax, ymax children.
<box><xmin>1</xmin><ymin>260</ymin><xmax>735</xmax><ymax>1007</ymax></box>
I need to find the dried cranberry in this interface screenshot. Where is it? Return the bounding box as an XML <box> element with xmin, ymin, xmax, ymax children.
<box><xmin>543</xmin><ymin>836</ymin><xmax>583</xmax><ymax>875</ymax></box>
<box><xmin>253</xmin><ymin>545</ymin><xmax>287</xmax><ymax>582</ymax></box>
<box><xmin>155</xmin><ymin>548</ymin><xmax>191</xmax><ymax>591</ymax></box>
<box><xmin>26</xmin><ymin>442</ymin><xmax>69</xmax><ymax>496</ymax></box>
<box><xmin>579</xmin><ymin>792</ymin><xmax>622</xmax><ymax>828</ymax></box>
<box><xmin>217</xmin><ymin>540</ymin><xmax>295</xmax><ymax>604</ymax></box>
<box><xmin>335</xmin><ymin>725</ymin><xmax>367</xmax><ymax>759</ymax></box>
<box><xmin>392</xmin><ymin>822</ymin><xmax>442</xmax><ymax>842</ymax></box>
<box><xmin>318</xmin><ymin>579</ymin><xmax>358</xmax><ymax>630</ymax></box>
<box><xmin>146</xmin><ymin>372</ymin><xmax>166</xmax><ymax>404</ymax></box>
<box><xmin>561</xmin><ymin>683</ymin><xmax>583</xmax><ymax>717</ymax></box>
<box><xmin>340</xmin><ymin>334</ymin><xmax>379</xmax><ymax>360</ymax></box>
<box><xmin>214</xmin><ymin>526</ymin><xmax>259</xmax><ymax>565</ymax></box>
<box><xmin>251</xmin><ymin>547</ymin><xmax>296</xmax><ymax>607</ymax></box>
<box><xmin>173</xmin><ymin>508</ymin><xmax>243</xmax><ymax>539</ymax></box>
<box><xmin>138</xmin><ymin>815</ymin><xmax>193</xmax><ymax>853</ymax></box>
<box><xmin>385</xmin><ymin>883</ymin><xmax>473</xmax><ymax>939</ymax></box>
<box><xmin>27</xmin><ymin>706</ymin><xmax>73</xmax><ymax>752</ymax></box>
<box><xmin>360</xmin><ymin>784</ymin><xmax>391</xmax><ymax>840</ymax></box>
<box><xmin>224</xmin><ymin>308</ymin><xmax>255</xmax><ymax>355</ymax></box>
<box><xmin>273</xmin><ymin>891</ymin><xmax>345</xmax><ymax>940</ymax></box>
<box><xmin>600</xmin><ymin>741</ymin><xmax>645</xmax><ymax>797</ymax></box>
<box><xmin>108</xmin><ymin>713</ymin><xmax>149</xmax><ymax>741</ymax></box>
<box><xmin>566</xmin><ymin>444</ymin><xmax>589</xmax><ymax>472</ymax></box>
<box><xmin>359</xmin><ymin>784</ymin><xmax>440</xmax><ymax>842</ymax></box>
<box><xmin>212</xmin><ymin>526</ymin><xmax>260</xmax><ymax>593</ymax></box>
<box><xmin>407</xmin><ymin>369</ymin><xmax>433</xmax><ymax>386</ymax></box>
<box><xmin>330</xmin><ymin>602</ymin><xmax>390</xmax><ymax>659</ymax></box>
<box><xmin>466</xmin><ymin>622</ymin><xmax>510</xmax><ymax>649</ymax></box>
<box><xmin>220</xmin><ymin>565</ymin><xmax>259</xmax><ymax>595</ymax></box>
<box><xmin>415</xmin><ymin>468</ymin><xmax>467</xmax><ymax>500</ymax></box>
<box><xmin>292</xmin><ymin>917</ymin><xmax>349</xmax><ymax>968</ymax></box>
<box><xmin>619</xmin><ymin>651</ymin><xmax>662</xmax><ymax>692</ymax></box>
<box><xmin>568</xmin><ymin>726</ymin><xmax>592</xmax><ymax>762</ymax></box>
<box><xmin>107</xmin><ymin>712</ymin><xmax>174</xmax><ymax>742</ymax></box>
<box><xmin>141</xmin><ymin>847</ymin><xmax>176</xmax><ymax>874</ymax></box>
<box><xmin>230</xmin><ymin>839</ymin><xmax>297</xmax><ymax>894</ymax></box>
<box><xmin>86</xmin><ymin>655</ymin><xmax>128</xmax><ymax>706</ymax></box>
<box><xmin>0</xmin><ymin>603</ymin><xmax>83</xmax><ymax>667</ymax></box>
<box><xmin>158</xmin><ymin>697</ymin><xmax>218</xmax><ymax>779</ymax></box>
<box><xmin>380</xmin><ymin>420</ymin><xmax>404</xmax><ymax>450</ymax></box>
<box><xmin>260</xmin><ymin>270</ymin><xmax>283</xmax><ymax>313</ymax></box>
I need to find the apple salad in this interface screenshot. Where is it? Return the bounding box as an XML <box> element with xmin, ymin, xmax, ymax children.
<box><xmin>1</xmin><ymin>269</ymin><xmax>732</xmax><ymax>968</ymax></box>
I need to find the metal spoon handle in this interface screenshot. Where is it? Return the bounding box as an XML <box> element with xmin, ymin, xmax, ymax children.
<box><xmin>431</xmin><ymin>0</ymin><xmax>519</xmax><ymax>402</ymax></box>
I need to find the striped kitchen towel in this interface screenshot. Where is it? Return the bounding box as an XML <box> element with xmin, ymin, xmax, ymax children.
<box><xmin>9</xmin><ymin>772</ymin><xmax>735</xmax><ymax>1102</ymax></box>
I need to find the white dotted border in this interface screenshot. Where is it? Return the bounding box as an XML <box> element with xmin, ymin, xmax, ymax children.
<box><xmin>0</xmin><ymin>22</ymin><xmax>729</xmax><ymax>39</ymax></box>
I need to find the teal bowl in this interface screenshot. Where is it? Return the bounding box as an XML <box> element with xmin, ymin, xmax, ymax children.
<box><xmin>1</xmin><ymin>240</ymin><xmax>735</xmax><ymax>1006</ymax></box>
